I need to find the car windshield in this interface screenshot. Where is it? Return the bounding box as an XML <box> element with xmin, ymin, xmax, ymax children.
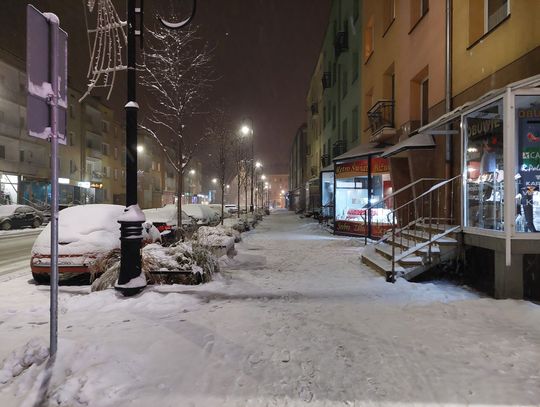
<box><xmin>0</xmin><ymin>205</ymin><xmax>18</xmax><ymax>216</ymax></box>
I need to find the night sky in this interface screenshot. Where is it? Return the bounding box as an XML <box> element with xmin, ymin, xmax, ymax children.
<box><xmin>0</xmin><ymin>0</ymin><xmax>330</xmax><ymax>174</ymax></box>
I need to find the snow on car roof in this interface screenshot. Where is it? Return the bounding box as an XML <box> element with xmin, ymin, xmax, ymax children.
<box><xmin>182</xmin><ymin>204</ymin><xmax>212</xmax><ymax>220</ymax></box>
<box><xmin>143</xmin><ymin>206</ymin><xmax>191</xmax><ymax>224</ymax></box>
<box><xmin>32</xmin><ymin>204</ymin><xmax>156</xmax><ymax>255</ymax></box>
<box><xmin>0</xmin><ymin>205</ymin><xmax>24</xmax><ymax>216</ymax></box>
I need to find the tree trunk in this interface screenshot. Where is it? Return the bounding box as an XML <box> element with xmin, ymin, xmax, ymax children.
<box><xmin>176</xmin><ymin>140</ymin><xmax>184</xmax><ymax>241</ymax></box>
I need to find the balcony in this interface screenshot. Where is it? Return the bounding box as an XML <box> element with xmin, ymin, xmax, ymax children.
<box><xmin>334</xmin><ymin>31</ymin><xmax>348</xmax><ymax>58</ymax></box>
<box><xmin>367</xmin><ymin>100</ymin><xmax>396</xmax><ymax>143</ymax></box>
<box><xmin>332</xmin><ymin>139</ymin><xmax>347</xmax><ymax>158</ymax></box>
<box><xmin>320</xmin><ymin>154</ymin><xmax>330</xmax><ymax>167</ymax></box>
<box><xmin>322</xmin><ymin>72</ymin><xmax>332</xmax><ymax>90</ymax></box>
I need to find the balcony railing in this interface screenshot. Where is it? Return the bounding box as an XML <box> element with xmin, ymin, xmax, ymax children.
<box><xmin>332</xmin><ymin>139</ymin><xmax>347</xmax><ymax>158</ymax></box>
<box><xmin>367</xmin><ymin>100</ymin><xmax>395</xmax><ymax>139</ymax></box>
<box><xmin>334</xmin><ymin>31</ymin><xmax>348</xmax><ymax>58</ymax></box>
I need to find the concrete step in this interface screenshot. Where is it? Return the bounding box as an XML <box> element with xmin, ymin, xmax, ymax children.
<box><xmin>375</xmin><ymin>243</ymin><xmax>424</xmax><ymax>266</ymax></box>
<box><xmin>400</xmin><ymin>229</ymin><xmax>458</xmax><ymax>245</ymax></box>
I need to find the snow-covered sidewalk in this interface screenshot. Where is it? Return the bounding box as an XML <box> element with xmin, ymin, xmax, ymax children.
<box><xmin>0</xmin><ymin>210</ymin><xmax>539</xmax><ymax>406</ymax></box>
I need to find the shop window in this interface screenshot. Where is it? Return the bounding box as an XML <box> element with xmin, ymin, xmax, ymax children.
<box><xmin>464</xmin><ymin>99</ymin><xmax>504</xmax><ymax>231</ymax></box>
<box><xmin>515</xmin><ymin>95</ymin><xmax>540</xmax><ymax>233</ymax></box>
<box><xmin>364</xmin><ymin>16</ymin><xmax>374</xmax><ymax>62</ymax></box>
<box><xmin>321</xmin><ymin>171</ymin><xmax>334</xmax><ymax>218</ymax></box>
<box><xmin>334</xmin><ymin>157</ymin><xmax>391</xmax><ymax>237</ymax></box>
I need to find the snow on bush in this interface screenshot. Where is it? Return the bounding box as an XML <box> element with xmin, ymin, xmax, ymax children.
<box><xmin>91</xmin><ymin>242</ymin><xmax>219</xmax><ymax>291</ymax></box>
<box><xmin>0</xmin><ymin>338</ymin><xmax>48</xmax><ymax>385</ymax></box>
<box><xmin>193</xmin><ymin>226</ymin><xmax>236</xmax><ymax>251</ymax></box>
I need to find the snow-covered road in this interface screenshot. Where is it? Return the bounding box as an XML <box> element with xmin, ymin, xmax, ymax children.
<box><xmin>0</xmin><ymin>210</ymin><xmax>539</xmax><ymax>406</ymax></box>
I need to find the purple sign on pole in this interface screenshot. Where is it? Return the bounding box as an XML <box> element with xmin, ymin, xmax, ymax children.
<box><xmin>26</xmin><ymin>5</ymin><xmax>68</xmax><ymax>144</ymax></box>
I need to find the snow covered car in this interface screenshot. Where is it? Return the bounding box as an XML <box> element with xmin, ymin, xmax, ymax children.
<box><xmin>224</xmin><ymin>204</ymin><xmax>238</xmax><ymax>214</ymax></box>
<box><xmin>182</xmin><ymin>204</ymin><xmax>220</xmax><ymax>226</ymax></box>
<box><xmin>0</xmin><ymin>204</ymin><xmax>43</xmax><ymax>230</ymax></box>
<box><xmin>143</xmin><ymin>205</ymin><xmax>198</xmax><ymax>242</ymax></box>
<box><xmin>208</xmin><ymin>204</ymin><xmax>232</xmax><ymax>220</ymax></box>
<box><xmin>30</xmin><ymin>204</ymin><xmax>160</xmax><ymax>283</ymax></box>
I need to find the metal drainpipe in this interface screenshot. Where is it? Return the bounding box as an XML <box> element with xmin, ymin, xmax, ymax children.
<box><xmin>445</xmin><ymin>0</ymin><xmax>453</xmax><ymax>171</ymax></box>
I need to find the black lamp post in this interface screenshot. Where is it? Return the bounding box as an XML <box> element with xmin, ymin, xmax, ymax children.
<box><xmin>116</xmin><ymin>0</ymin><xmax>197</xmax><ymax>296</ymax></box>
<box><xmin>240</xmin><ymin>118</ymin><xmax>255</xmax><ymax>212</ymax></box>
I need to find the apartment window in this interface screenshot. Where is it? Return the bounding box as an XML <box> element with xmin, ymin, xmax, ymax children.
<box><xmin>323</xmin><ymin>106</ymin><xmax>327</xmax><ymax>128</ymax></box>
<box><xmin>101</xmin><ymin>120</ymin><xmax>109</xmax><ymax>133</ymax></box>
<box><xmin>151</xmin><ymin>161</ymin><xmax>156</xmax><ymax>171</ymax></box>
<box><xmin>352</xmin><ymin>52</ymin><xmax>359</xmax><ymax>82</ymax></box>
<box><xmin>364</xmin><ymin>16</ymin><xmax>374</xmax><ymax>62</ymax></box>
<box><xmin>19</xmin><ymin>150</ymin><xmax>24</xmax><ymax>162</ymax></box>
<box><xmin>342</xmin><ymin>70</ymin><xmax>348</xmax><ymax>99</ymax></box>
<box><xmin>101</xmin><ymin>143</ymin><xmax>109</xmax><ymax>156</ymax></box>
<box><xmin>0</xmin><ymin>145</ymin><xmax>5</xmax><ymax>159</ymax></box>
<box><xmin>383</xmin><ymin>0</ymin><xmax>396</xmax><ymax>34</ymax></box>
<box><xmin>411</xmin><ymin>0</ymin><xmax>429</xmax><ymax>31</ymax></box>
<box><xmin>69</xmin><ymin>131</ymin><xmax>74</xmax><ymax>146</ymax></box>
<box><xmin>353</xmin><ymin>0</ymin><xmax>359</xmax><ymax>21</ymax></box>
<box><xmin>352</xmin><ymin>106</ymin><xmax>359</xmax><ymax>142</ymax></box>
<box><xmin>103</xmin><ymin>166</ymin><xmax>109</xmax><ymax>178</ymax></box>
<box><xmin>420</xmin><ymin>79</ymin><xmax>429</xmax><ymax>126</ymax></box>
<box><xmin>486</xmin><ymin>0</ymin><xmax>509</xmax><ymax>32</ymax></box>
<box><xmin>332</xmin><ymin>104</ymin><xmax>336</xmax><ymax>129</ymax></box>
<box><xmin>114</xmin><ymin>168</ymin><xmax>118</xmax><ymax>180</ymax></box>
<box><xmin>157</xmin><ymin>162</ymin><xmax>161</xmax><ymax>172</ymax></box>
<box><xmin>114</xmin><ymin>147</ymin><xmax>118</xmax><ymax>159</ymax></box>
<box><xmin>69</xmin><ymin>160</ymin><xmax>75</xmax><ymax>174</ymax></box>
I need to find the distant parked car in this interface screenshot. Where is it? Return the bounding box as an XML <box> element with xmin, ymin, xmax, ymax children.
<box><xmin>31</xmin><ymin>204</ymin><xmax>160</xmax><ymax>284</ymax></box>
<box><xmin>224</xmin><ymin>204</ymin><xmax>238</xmax><ymax>214</ymax></box>
<box><xmin>208</xmin><ymin>204</ymin><xmax>232</xmax><ymax>219</ymax></box>
<box><xmin>143</xmin><ymin>205</ymin><xmax>198</xmax><ymax>243</ymax></box>
<box><xmin>183</xmin><ymin>204</ymin><xmax>220</xmax><ymax>226</ymax></box>
<box><xmin>0</xmin><ymin>205</ymin><xmax>43</xmax><ymax>230</ymax></box>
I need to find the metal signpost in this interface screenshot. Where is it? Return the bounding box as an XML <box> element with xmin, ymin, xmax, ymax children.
<box><xmin>27</xmin><ymin>5</ymin><xmax>68</xmax><ymax>356</ymax></box>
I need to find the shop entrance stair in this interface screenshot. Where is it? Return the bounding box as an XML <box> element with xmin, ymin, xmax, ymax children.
<box><xmin>357</xmin><ymin>175</ymin><xmax>463</xmax><ymax>282</ymax></box>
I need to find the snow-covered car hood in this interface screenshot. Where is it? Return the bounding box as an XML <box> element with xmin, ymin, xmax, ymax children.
<box><xmin>32</xmin><ymin>204</ymin><xmax>159</xmax><ymax>256</ymax></box>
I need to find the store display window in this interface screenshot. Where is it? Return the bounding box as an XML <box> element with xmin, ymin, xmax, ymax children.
<box><xmin>515</xmin><ymin>95</ymin><xmax>540</xmax><ymax>233</ymax></box>
<box><xmin>464</xmin><ymin>99</ymin><xmax>504</xmax><ymax>231</ymax></box>
<box><xmin>321</xmin><ymin>171</ymin><xmax>334</xmax><ymax>218</ymax></box>
<box><xmin>334</xmin><ymin>157</ymin><xmax>391</xmax><ymax>237</ymax></box>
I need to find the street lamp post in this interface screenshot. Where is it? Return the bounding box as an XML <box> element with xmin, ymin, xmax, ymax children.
<box><xmin>117</xmin><ymin>0</ymin><xmax>196</xmax><ymax>296</ymax></box>
<box><xmin>240</xmin><ymin>119</ymin><xmax>254</xmax><ymax>212</ymax></box>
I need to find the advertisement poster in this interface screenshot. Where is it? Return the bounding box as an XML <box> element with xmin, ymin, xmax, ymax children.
<box><xmin>518</xmin><ymin>109</ymin><xmax>540</xmax><ymax>190</ymax></box>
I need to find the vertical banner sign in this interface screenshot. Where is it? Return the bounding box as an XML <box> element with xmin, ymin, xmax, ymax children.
<box><xmin>27</xmin><ymin>5</ymin><xmax>68</xmax><ymax>357</ymax></box>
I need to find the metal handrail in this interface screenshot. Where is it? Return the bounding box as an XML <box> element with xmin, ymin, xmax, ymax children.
<box><xmin>384</xmin><ymin>174</ymin><xmax>462</xmax><ymax>283</ymax></box>
<box><xmin>360</xmin><ymin>178</ymin><xmax>445</xmax><ymax>245</ymax></box>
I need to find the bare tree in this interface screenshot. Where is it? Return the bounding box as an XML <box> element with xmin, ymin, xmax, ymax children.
<box><xmin>206</xmin><ymin>108</ymin><xmax>236</xmax><ymax>224</ymax></box>
<box><xmin>138</xmin><ymin>16</ymin><xmax>213</xmax><ymax>239</ymax></box>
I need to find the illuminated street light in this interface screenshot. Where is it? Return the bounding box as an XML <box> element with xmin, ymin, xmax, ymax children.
<box><xmin>261</xmin><ymin>174</ymin><xmax>266</xmax><ymax>180</ymax></box>
<box><xmin>212</xmin><ymin>178</ymin><xmax>218</xmax><ymax>184</ymax></box>
<box><xmin>189</xmin><ymin>169</ymin><xmax>195</xmax><ymax>175</ymax></box>
<box><xmin>255</xmin><ymin>161</ymin><xmax>262</xmax><ymax>168</ymax></box>
<box><xmin>137</xmin><ymin>145</ymin><xmax>144</xmax><ymax>153</ymax></box>
<box><xmin>240</xmin><ymin>124</ymin><xmax>251</xmax><ymax>135</ymax></box>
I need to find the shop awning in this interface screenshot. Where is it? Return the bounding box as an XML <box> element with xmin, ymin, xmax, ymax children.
<box><xmin>333</xmin><ymin>142</ymin><xmax>386</xmax><ymax>163</ymax></box>
<box><xmin>381</xmin><ymin>133</ymin><xmax>435</xmax><ymax>158</ymax></box>
<box><xmin>320</xmin><ymin>164</ymin><xmax>334</xmax><ymax>172</ymax></box>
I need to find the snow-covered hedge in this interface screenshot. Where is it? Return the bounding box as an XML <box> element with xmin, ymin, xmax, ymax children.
<box><xmin>90</xmin><ymin>242</ymin><xmax>219</xmax><ymax>290</ymax></box>
<box><xmin>192</xmin><ymin>226</ymin><xmax>236</xmax><ymax>257</ymax></box>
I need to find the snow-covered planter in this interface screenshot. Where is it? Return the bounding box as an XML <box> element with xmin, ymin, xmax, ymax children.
<box><xmin>193</xmin><ymin>226</ymin><xmax>236</xmax><ymax>257</ymax></box>
<box><xmin>91</xmin><ymin>242</ymin><xmax>218</xmax><ymax>290</ymax></box>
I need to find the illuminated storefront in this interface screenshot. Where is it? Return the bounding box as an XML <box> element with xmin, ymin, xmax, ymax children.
<box><xmin>333</xmin><ymin>145</ymin><xmax>390</xmax><ymax>238</ymax></box>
